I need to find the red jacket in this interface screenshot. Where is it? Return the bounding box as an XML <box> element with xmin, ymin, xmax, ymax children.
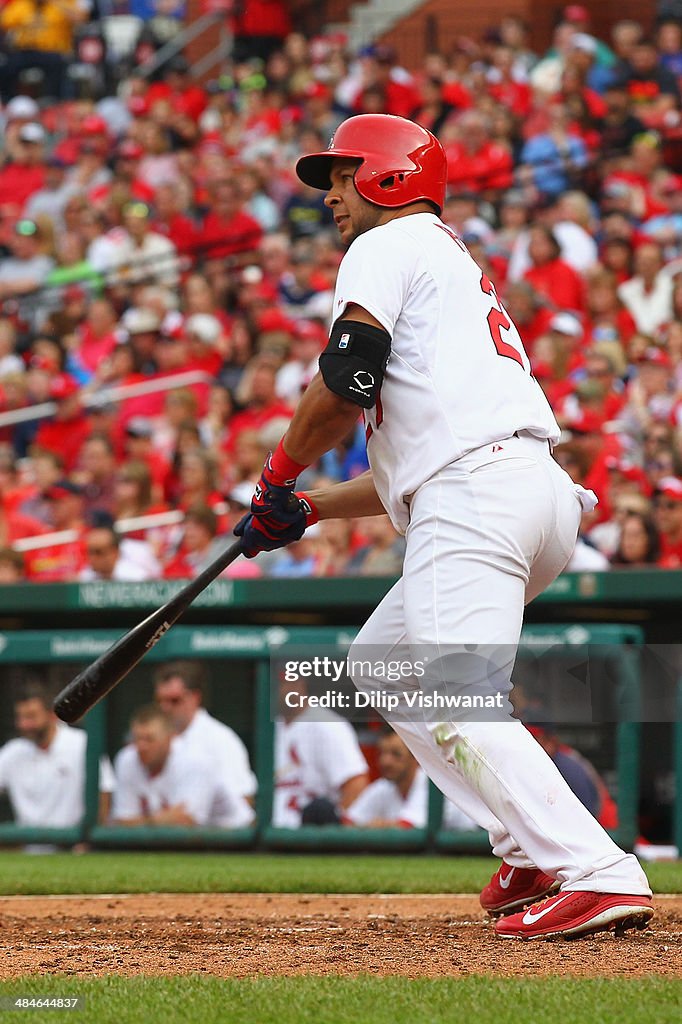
<box><xmin>200</xmin><ymin>210</ymin><xmax>263</xmax><ymax>261</ymax></box>
<box><xmin>524</xmin><ymin>259</ymin><xmax>586</xmax><ymax>314</ymax></box>
<box><xmin>443</xmin><ymin>141</ymin><xmax>513</xmax><ymax>193</ymax></box>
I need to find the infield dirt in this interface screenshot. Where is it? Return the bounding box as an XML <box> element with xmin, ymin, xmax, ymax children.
<box><xmin>0</xmin><ymin>893</ymin><xmax>679</xmax><ymax>978</ymax></box>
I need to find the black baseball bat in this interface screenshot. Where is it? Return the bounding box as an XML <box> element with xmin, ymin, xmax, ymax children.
<box><xmin>53</xmin><ymin>539</ymin><xmax>244</xmax><ymax>723</ymax></box>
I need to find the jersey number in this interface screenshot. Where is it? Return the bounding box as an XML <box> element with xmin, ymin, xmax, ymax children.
<box><xmin>480</xmin><ymin>274</ymin><xmax>524</xmax><ymax>368</ymax></box>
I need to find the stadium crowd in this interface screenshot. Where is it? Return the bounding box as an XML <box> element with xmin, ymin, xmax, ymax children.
<box><xmin>2</xmin><ymin>5</ymin><xmax>682</xmax><ymax>579</ymax></box>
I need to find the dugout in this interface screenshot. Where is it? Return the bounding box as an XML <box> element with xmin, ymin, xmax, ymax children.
<box><xmin>0</xmin><ymin>568</ymin><xmax>656</xmax><ymax>851</ymax></box>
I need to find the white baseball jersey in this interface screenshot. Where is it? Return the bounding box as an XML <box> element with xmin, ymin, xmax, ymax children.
<box><xmin>172</xmin><ymin>708</ymin><xmax>257</xmax><ymax>798</ymax></box>
<box><xmin>0</xmin><ymin>723</ymin><xmax>114</xmax><ymax>828</ymax></box>
<box><xmin>344</xmin><ymin>768</ymin><xmax>428</xmax><ymax>827</ymax></box>
<box><xmin>332</xmin><ymin>212</ymin><xmax>561</xmax><ymax>532</ymax></box>
<box><xmin>273</xmin><ymin>706</ymin><xmax>368</xmax><ymax>828</ymax></box>
<box><xmin>111</xmin><ymin>740</ymin><xmax>254</xmax><ymax>828</ymax></box>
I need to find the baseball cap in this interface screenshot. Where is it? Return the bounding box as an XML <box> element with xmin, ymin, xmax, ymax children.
<box><xmin>28</xmin><ymin>353</ymin><xmax>59</xmax><ymax>373</ymax></box>
<box><xmin>549</xmin><ymin>313</ymin><xmax>583</xmax><ymax>338</ymax></box>
<box><xmin>123</xmin><ymin>308</ymin><xmax>161</xmax><ymax>334</ymax></box>
<box><xmin>227</xmin><ymin>481</ymin><xmax>255</xmax><ymax>509</ymax></box>
<box><xmin>294</xmin><ymin>319</ymin><xmax>327</xmax><ymax>345</ymax></box>
<box><xmin>122</xmin><ymin>201</ymin><xmax>150</xmax><ymax>219</ymax></box>
<box><xmin>116</xmin><ymin>140</ymin><xmax>144</xmax><ymax>160</ymax></box>
<box><xmin>5</xmin><ymin>96</ymin><xmax>39</xmax><ymax>121</ymax></box>
<box><xmin>185</xmin><ymin>313</ymin><xmax>222</xmax><ymax>345</ymax></box>
<box><xmin>655</xmin><ymin>477</ymin><xmax>682</xmax><ymax>502</ymax></box>
<box><xmin>19</xmin><ymin>122</ymin><xmax>45</xmax><ymax>144</ymax></box>
<box><xmin>81</xmin><ymin>114</ymin><xmax>108</xmax><ymax>135</ymax></box>
<box><xmin>570</xmin><ymin>33</ymin><xmax>597</xmax><ymax>55</ymax></box>
<box><xmin>49</xmin><ymin>374</ymin><xmax>80</xmax><ymax>401</ymax></box>
<box><xmin>256</xmin><ymin>309</ymin><xmax>296</xmax><ymax>334</ymax></box>
<box><xmin>564</xmin><ymin>4</ymin><xmax>589</xmax><ymax>22</ymax></box>
<box><xmin>125</xmin><ymin>416</ymin><xmax>154</xmax><ymax>438</ymax></box>
<box><xmin>569</xmin><ymin>409</ymin><xmax>605</xmax><ymax>434</ymax></box>
<box><xmin>44</xmin><ymin>479</ymin><xmax>84</xmax><ymax>500</ymax></box>
<box><xmin>605</xmin><ymin>456</ymin><xmax>648</xmax><ymax>484</ymax></box>
<box><xmin>501</xmin><ymin>189</ymin><xmax>526</xmax><ymax>208</ymax></box>
<box><xmin>639</xmin><ymin>347</ymin><xmax>672</xmax><ymax>369</ymax></box>
<box><xmin>14</xmin><ymin>219</ymin><xmax>38</xmax><ymax>237</ymax></box>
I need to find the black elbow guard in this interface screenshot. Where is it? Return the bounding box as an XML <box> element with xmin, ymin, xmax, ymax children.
<box><xmin>319</xmin><ymin>319</ymin><xmax>391</xmax><ymax>409</ymax></box>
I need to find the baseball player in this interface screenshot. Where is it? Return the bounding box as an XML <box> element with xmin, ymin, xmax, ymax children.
<box><xmin>235</xmin><ymin>114</ymin><xmax>653</xmax><ymax>939</ymax></box>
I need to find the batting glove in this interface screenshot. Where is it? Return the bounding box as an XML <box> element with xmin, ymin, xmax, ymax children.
<box><xmin>234</xmin><ymin>443</ymin><xmax>319</xmax><ymax>558</ymax></box>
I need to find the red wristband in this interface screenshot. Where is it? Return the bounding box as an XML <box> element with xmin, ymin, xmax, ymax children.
<box><xmin>296</xmin><ymin>491</ymin><xmax>319</xmax><ymax>526</ymax></box>
<box><xmin>266</xmin><ymin>440</ymin><xmax>308</xmax><ymax>487</ymax></box>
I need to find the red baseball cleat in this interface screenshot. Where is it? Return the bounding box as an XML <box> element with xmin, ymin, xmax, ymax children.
<box><xmin>480</xmin><ymin>863</ymin><xmax>560</xmax><ymax>916</ymax></box>
<box><xmin>495</xmin><ymin>890</ymin><xmax>654</xmax><ymax>940</ymax></box>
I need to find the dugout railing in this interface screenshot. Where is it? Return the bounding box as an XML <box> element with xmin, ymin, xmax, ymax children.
<box><xmin>0</xmin><ymin>621</ymin><xmax>643</xmax><ymax>852</ymax></box>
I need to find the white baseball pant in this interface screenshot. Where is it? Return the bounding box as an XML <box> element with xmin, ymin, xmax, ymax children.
<box><xmin>349</xmin><ymin>432</ymin><xmax>651</xmax><ymax>895</ymax></box>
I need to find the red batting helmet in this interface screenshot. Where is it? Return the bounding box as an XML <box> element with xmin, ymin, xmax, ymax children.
<box><xmin>296</xmin><ymin>114</ymin><xmax>447</xmax><ymax>214</ymax></box>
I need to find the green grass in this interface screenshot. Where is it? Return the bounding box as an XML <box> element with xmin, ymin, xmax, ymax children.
<box><xmin>0</xmin><ymin>977</ymin><xmax>677</xmax><ymax>1024</ymax></box>
<box><xmin>0</xmin><ymin>851</ymin><xmax>678</xmax><ymax>895</ymax></box>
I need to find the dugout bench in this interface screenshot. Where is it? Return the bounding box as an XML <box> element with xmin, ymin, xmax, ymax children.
<box><xmin>0</xmin><ymin>622</ymin><xmax>643</xmax><ymax>852</ymax></box>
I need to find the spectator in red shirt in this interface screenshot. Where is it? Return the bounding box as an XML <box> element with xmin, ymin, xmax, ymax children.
<box><xmin>24</xmin><ymin>479</ymin><xmax>86</xmax><ymax>582</ymax></box>
<box><xmin>487</xmin><ymin>45</ymin><xmax>531</xmax><ymax>118</ymax></box>
<box><xmin>74</xmin><ymin>433</ymin><xmax>117</xmax><ymax>518</ymax></box>
<box><xmin>74</xmin><ymin>297</ymin><xmax>120</xmax><ymax>375</ymax></box>
<box><xmin>200</xmin><ymin>179</ymin><xmax>263</xmax><ymax>263</ymax></box>
<box><xmin>503</xmin><ymin>280</ymin><xmax>555</xmax><ymax>356</ymax></box>
<box><xmin>0</xmin><ymin>122</ymin><xmax>46</xmax><ymax>210</ymax></box>
<box><xmin>225</xmin><ymin>359</ymin><xmax>294</xmax><ymax>452</ymax></box>
<box><xmin>653</xmin><ymin>477</ymin><xmax>682</xmax><ymax>567</ymax></box>
<box><xmin>106</xmin><ymin>141</ymin><xmax>155</xmax><ymax>206</ymax></box>
<box><xmin>523</xmin><ymin>224</ymin><xmax>586</xmax><ymax>312</ymax></box>
<box><xmin>164</xmin><ymin>503</ymin><xmax>230</xmax><ymax>579</ymax></box>
<box><xmin>233</xmin><ymin>0</ymin><xmax>292</xmax><ymax>63</ymax></box>
<box><xmin>145</xmin><ymin>57</ymin><xmax>208</xmax><ymax>123</ymax></box>
<box><xmin>583</xmin><ymin>270</ymin><xmax>636</xmax><ymax>345</ymax></box>
<box><xmin>442</xmin><ymin>110</ymin><xmax>513</xmax><ymax>198</ymax></box>
<box><xmin>33</xmin><ymin>374</ymin><xmax>91</xmax><ymax>472</ymax></box>
<box><xmin>152</xmin><ymin>182</ymin><xmax>198</xmax><ymax>257</ymax></box>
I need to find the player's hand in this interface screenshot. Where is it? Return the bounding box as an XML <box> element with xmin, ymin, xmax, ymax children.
<box><xmin>234</xmin><ymin>493</ymin><xmax>308</xmax><ymax>557</ymax></box>
<box><xmin>234</xmin><ymin>491</ymin><xmax>319</xmax><ymax>558</ymax></box>
<box><xmin>234</xmin><ymin>447</ymin><xmax>319</xmax><ymax>557</ymax></box>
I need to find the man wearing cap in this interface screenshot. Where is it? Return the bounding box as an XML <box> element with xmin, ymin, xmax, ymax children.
<box><xmin>622</xmin><ymin>38</ymin><xmax>681</xmax><ymax>127</ymax></box>
<box><xmin>0</xmin><ymin>218</ymin><xmax>53</xmax><ymax>328</ymax></box>
<box><xmin>653</xmin><ymin>477</ymin><xmax>682</xmax><ymax>567</ymax></box>
<box><xmin>184</xmin><ymin>314</ymin><xmax>224</xmax><ymax>377</ymax></box>
<box><xmin>276</xmin><ymin>320</ymin><xmax>326</xmax><ymax>404</ymax></box>
<box><xmin>33</xmin><ymin>374</ymin><xmax>90</xmax><ymax>472</ymax></box>
<box><xmin>0</xmin><ymin>122</ymin><xmax>46</xmax><ymax>210</ymax></box>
